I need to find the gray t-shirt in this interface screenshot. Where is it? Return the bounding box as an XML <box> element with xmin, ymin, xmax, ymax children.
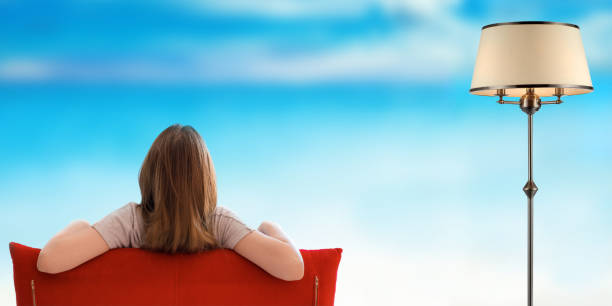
<box><xmin>92</xmin><ymin>202</ymin><xmax>253</xmax><ymax>250</ymax></box>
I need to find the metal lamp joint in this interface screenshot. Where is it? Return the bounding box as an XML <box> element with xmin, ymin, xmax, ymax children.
<box><xmin>496</xmin><ymin>88</ymin><xmax>564</xmax><ymax>111</ymax></box>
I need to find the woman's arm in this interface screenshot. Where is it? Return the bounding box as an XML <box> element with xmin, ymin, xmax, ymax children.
<box><xmin>233</xmin><ymin>221</ymin><xmax>304</xmax><ymax>281</ymax></box>
<box><xmin>37</xmin><ymin>220</ymin><xmax>110</xmax><ymax>274</ymax></box>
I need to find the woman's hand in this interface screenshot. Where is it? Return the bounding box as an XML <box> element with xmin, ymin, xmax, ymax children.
<box><xmin>257</xmin><ymin>221</ymin><xmax>286</xmax><ymax>241</ymax></box>
<box><xmin>37</xmin><ymin>220</ymin><xmax>110</xmax><ymax>274</ymax></box>
<box><xmin>234</xmin><ymin>221</ymin><xmax>304</xmax><ymax>281</ymax></box>
<box><xmin>257</xmin><ymin>221</ymin><xmax>275</xmax><ymax>234</ymax></box>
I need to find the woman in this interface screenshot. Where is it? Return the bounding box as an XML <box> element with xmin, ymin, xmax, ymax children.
<box><xmin>36</xmin><ymin>124</ymin><xmax>304</xmax><ymax>281</ymax></box>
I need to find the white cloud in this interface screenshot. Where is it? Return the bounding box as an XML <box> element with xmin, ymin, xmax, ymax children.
<box><xmin>170</xmin><ymin>13</ymin><xmax>478</xmax><ymax>83</ymax></box>
<box><xmin>235</xmin><ymin>26</ymin><xmax>476</xmax><ymax>82</ymax></box>
<box><xmin>180</xmin><ymin>0</ymin><xmax>368</xmax><ymax>18</ymax></box>
<box><xmin>0</xmin><ymin>276</ymin><xmax>15</xmax><ymax>306</ymax></box>
<box><xmin>0</xmin><ymin>58</ymin><xmax>53</xmax><ymax>81</ymax></box>
<box><xmin>175</xmin><ymin>0</ymin><xmax>477</xmax><ymax>82</ymax></box>
<box><xmin>4</xmin><ymin>2</ymin><xmax>609</xmax><ymax>84</ymax></box>
<box><xmin>0</xmin><ymin>10</ymin><xmax>479</xmax><ymax>84</ymax></box>
<box><xmin>580</xmin><ymin>12</ymin><xmax>612</xmax><ymax>71</ymax></box>
<box><xmin>2</xmin><ymin>2</ymin><xmax>610</xmax><ymax>84</ymax></box>
<box><xmin>379</xmin><ymin>0</ymin><xmax>462</xmax><ymax>18</ymax></box>
<box><xmin>334</xmin><ymin>248</ymin><xmax>612</xmax><ymax>306</ymax></box>
<box><xmin>180</xmin><ymin>0</ymin><xmax>460</xmax><ymax>18</ymax></box>
<box><xmin>169</xmin><ymin>1</ymin><xmax>612</xmax><ymax>77</ymax></box>
<box><xmin>0</xmin><ymin>0</ymin><xmax>481</xmax><ymax>84</ymax></box>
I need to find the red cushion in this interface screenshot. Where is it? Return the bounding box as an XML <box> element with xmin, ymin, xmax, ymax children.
<box><xmin>9</xmin><ymin>242</ymin><xmax>342</xmax><ymax>306</ymax></box>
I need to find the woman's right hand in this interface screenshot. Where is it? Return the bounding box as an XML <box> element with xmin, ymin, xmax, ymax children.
<box><xmin>257</xmin><ymin>221</ymin><xmax>281</xmax><ymax>238</ymax></box>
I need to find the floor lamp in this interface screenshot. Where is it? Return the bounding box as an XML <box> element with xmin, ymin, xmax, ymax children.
<box><xmin>469</xmin><ymin>22</ymin><xmax>593</xmax><ymax>305</ymax></box>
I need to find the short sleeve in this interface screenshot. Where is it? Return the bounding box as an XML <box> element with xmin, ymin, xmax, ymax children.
<box><xmin>212</xmin><ymin>206</ymin><xmax>254</xmax><ymax>249</ymax></box>
<box><xmin>92</xmin><ymin>202</ymin><xmax>139</xmax><ymax>249</ymax></box>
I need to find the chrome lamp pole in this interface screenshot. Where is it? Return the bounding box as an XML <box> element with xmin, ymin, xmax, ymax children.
<box><xmin>497</xmin><ymin>87</ymin><xmax>562</xmax><ymax>305</ymax></box>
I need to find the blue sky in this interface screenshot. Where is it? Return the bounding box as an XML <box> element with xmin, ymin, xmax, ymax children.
<box><xmin>1</xmin><ymin>1</ymin><xmax>611</xmax><ymax>305</ymax></box>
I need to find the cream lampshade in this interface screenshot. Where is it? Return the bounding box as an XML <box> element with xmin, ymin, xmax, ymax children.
<box><xmin>470</xmin><ymin>21</ymin><xmax>593</xmax><ymax>97</ymax></box>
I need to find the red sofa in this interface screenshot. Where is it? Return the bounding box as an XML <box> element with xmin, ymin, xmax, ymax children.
<box><xmin>9</xmin><ymin>242</ymin><xmax>342</xmax><ymax>306</ymax></box>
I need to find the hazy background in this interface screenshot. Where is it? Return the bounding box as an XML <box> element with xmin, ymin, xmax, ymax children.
<box><xmin>1</xmin><ymin>1</ymin><xmax>611</xmax><ymax>305</ymax></box>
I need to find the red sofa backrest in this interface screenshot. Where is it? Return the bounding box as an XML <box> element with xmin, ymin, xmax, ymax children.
<box><xmin>9</xmin><ymin>242</ymin><xmax>342</xmax><ymax>306</ymax></box>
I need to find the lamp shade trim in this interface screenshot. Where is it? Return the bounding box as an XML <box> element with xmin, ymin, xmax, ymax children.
<box><xmin>482</xmin><ymin>21</ymin><xmax>579</xmax><ymax>30</ymax></box>
<box><xmin>470</xmin><ymin>84</ymin><xmax>594</xmax><ymax>93</ymax></box>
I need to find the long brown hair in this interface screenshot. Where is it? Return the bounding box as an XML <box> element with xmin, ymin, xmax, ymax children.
<box><xmin>139</xmin><ymin>124</ymin><xmax>218</xmax><ymax>253</ymax></box>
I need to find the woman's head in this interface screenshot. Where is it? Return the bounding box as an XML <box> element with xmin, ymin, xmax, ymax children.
<box><xmin>139</xmin><ymin>124</ymin><xmax>218</xmax><ymax>253</ymax></box>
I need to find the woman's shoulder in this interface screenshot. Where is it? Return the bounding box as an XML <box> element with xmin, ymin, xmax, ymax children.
<box><xmin>118</xmin><ymin>202</ymin><xmax>142</xmax><ymax>222</ymax></box>
<box><xmin>210</xmin><ymin>205</ymin><xmax>253</xmax><ymax>249</ymax></box>
<box><xmin>97</xmin><ymin>201</ymin><xmax>140</xmax><ymax>222</ymax></box>
<box><xmin>211</xmin><ymin>205</ymin><xmax>250</xmax><ymax>229</ymax></box>
<box><xmin>212</xmin><ymin>205</ymin><xmax>242</xmax><ymax>221</ymax></box>
<box><xmin>114</xmin><ymin>202</ymin><xmax>144</xmax><ymax>238</ymax></box>
<box><xmin>213</xmin><ymin>205</ymin><xmax>228</xmax><ymax>215</ymax></box>
<box><xmin>112</xmin><ymin>201</ymin><xmax>140</xmax><ymax>214</ymax></box>
<box><xmin>126</xmin><ymin>201</ymin><xmax>140</xmax><ymax>209</ymax></box>
<box><xmin>92</xmin><ymin>201</ymin><xmax>143</xmax><ymax>249</ymax></box>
